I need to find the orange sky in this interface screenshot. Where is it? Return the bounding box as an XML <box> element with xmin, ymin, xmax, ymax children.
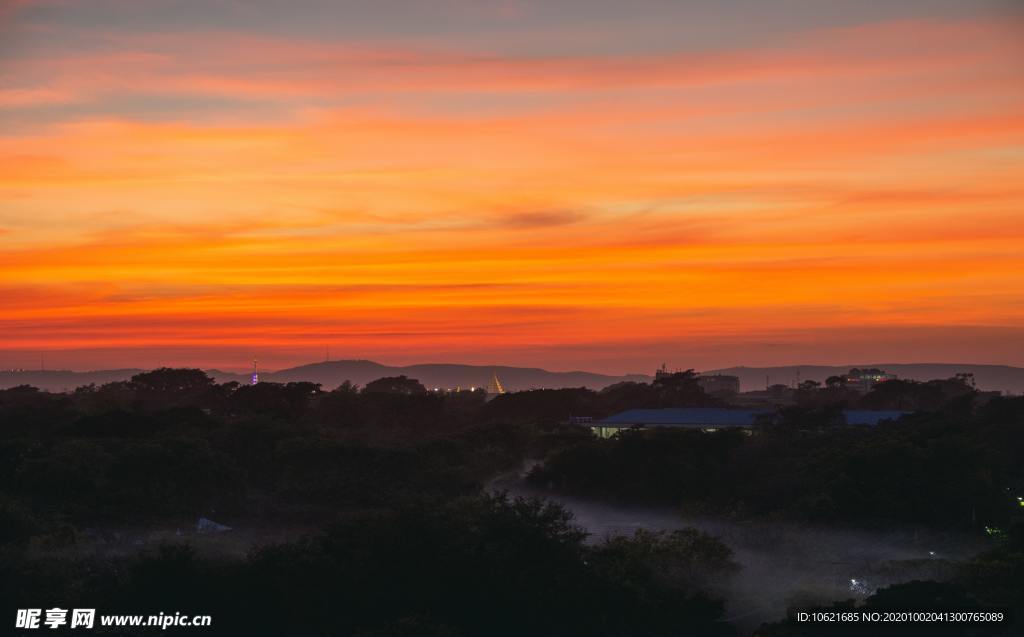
<box><xmin>2</xmin><ymin>1</ymin><xmax>1023</xmax><ymax>373</ymax></box>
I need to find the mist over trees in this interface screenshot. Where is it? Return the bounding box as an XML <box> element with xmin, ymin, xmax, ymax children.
<box><xmin>0</xmin><ymin>367</ymin><xmax>1021</xmax><ymax>634</ymax></box>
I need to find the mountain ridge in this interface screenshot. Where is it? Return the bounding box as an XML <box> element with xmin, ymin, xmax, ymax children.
<box><xmin>705</xmin><ymin>363</ymin><xmax>1024</xmax><ymax>394</ymax></box>
<box><xmin>2</xmin><ymin>360</ymin><xmax>1021</xmax><ymax>394</ymax></box>
<box><xmin>0</xmin><ymin>360</ymin><xmax>651</xmax><ymax>392</ymax></box>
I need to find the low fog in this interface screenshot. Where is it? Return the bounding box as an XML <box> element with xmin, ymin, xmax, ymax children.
<box><xmin>490</xmin><ymin>466</ymin><xmax>985</xmax><ymax>633</ymax></box>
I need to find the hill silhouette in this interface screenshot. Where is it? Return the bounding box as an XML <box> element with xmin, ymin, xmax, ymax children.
<box><xmin>3</xmin><ymin>360</ymin><xmax>1022</xmax><ymax>394</ymax></box>
<box><xmin>0</xmin><ymin>360</ymin><xmax>649</xmax><ymax>392</ymax></box>
<box><xmin>706</xmin><ymin>363</ymin><xmax>1024</xmax><ymax>394</ymax></box>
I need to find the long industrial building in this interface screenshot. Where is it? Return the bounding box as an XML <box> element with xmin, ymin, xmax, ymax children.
<box><xmin>590</xmin><ymin>407</ymin><xmax>909</xmax><ymax>438</ymax></box>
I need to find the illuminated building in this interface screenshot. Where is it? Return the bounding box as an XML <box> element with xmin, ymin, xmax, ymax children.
<box><xmin>251</xmin><ymin>359</ymin><xmax>259</xmax><ymax>385</ymax></box>
<box><xmin>843</xmin><ymin>368</ymin><xmax>897</xmax><ymax>393</ymax></box>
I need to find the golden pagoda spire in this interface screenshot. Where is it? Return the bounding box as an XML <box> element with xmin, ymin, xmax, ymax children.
<box><xmin>485</xmin><ymin>371</ymin><xmax>505</xmax><ymax>395</ymax></box>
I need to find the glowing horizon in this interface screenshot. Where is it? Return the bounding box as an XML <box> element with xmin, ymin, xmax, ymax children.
<box><xmin>2</xmin><ymin>1</ymin><xmax>1023</xmax><ymax>374</ymax></box>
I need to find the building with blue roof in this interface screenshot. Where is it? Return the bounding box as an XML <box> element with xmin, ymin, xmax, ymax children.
<box><xmin>591</xmin><ymin>408</ymin><xmax>768</xmax><ymax>437</ymax></box>
<box><xmin>590</xmin><ymin>407</ymin><xmax>909</xmax><ymax>437</ymax></box>
<box><xmin>841</xmin><ymin>410</ymin><xmax>910</xmax><ymax>426</ymax></box>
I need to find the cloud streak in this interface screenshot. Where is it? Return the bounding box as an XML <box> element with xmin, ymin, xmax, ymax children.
<box><xmin>1</xmin><ymin>7</ymin><xmax>1023</xmax><ymax>370</ymax></box>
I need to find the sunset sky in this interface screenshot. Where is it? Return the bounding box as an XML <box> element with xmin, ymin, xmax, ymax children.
<box><xmin>2</xmin><ymin>0</ymin><xmax>1023</xmax><ymax>373</ymax></box>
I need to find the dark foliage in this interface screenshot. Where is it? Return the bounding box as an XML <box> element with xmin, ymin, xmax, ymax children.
<box><xmin>531</xmin><ymin>396</ymin><xmax>1024</xmax><ymax>528</ymax></box>
<box><xmin>1</xmin><ymin>369</ymin><xmax>1022</xmax><ymax>635</ymax></box>
<box><xmin>0</xmin><ymin>494</ymin><xmax>738</xmax><ymax>637</ymax></box>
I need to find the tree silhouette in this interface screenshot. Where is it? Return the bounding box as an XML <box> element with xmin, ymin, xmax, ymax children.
<box><xmin>362</xmin><ymin>375</ymin><xmax>427</xmax><ymax>395</ymax></box>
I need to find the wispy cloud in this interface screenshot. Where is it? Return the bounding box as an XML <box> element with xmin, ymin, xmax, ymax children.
<box><xmin>1</xmin><ymin>7</ymin><xmax>1023</xmax><ymax>369</ymax></box>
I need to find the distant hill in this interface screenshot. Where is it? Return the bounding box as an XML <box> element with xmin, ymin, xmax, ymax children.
<box><xmin>0</xmin><ymin>360</ymin><xmax>650</xmax><ymax>393</ymax></box>
<box><xmin>254</xmin><ymin>360</ymin><xmax>650</xmax><ymax>392</ymax></box>
<box><xmin>705</xmin><ymin>364</ymin><xmax>1024</xmax><ymax>394</ymax></box>
<box><xmin>0</xmin><ymin>368</ymin><xmax>146</xmax><ymax>393</ymax></box>
<box><xmin>4</xmin><ymin>360</ymin><xmax>1021</xmax><ymax>394</ymax></box>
